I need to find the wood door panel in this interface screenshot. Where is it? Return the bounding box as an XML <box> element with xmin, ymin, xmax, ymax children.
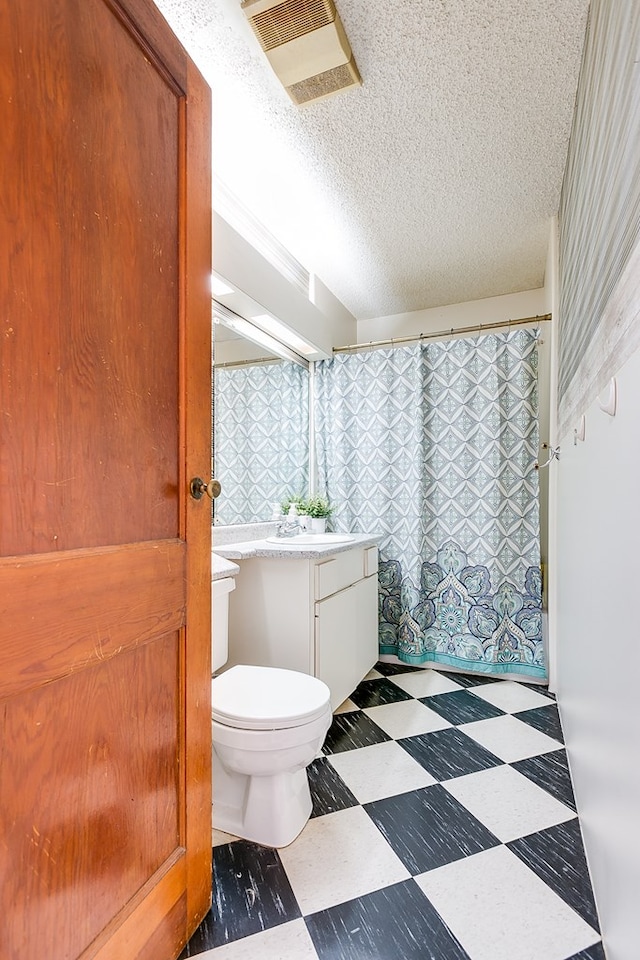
<box><xmin>1</xmin><ymin>0</ymin><xmax>181</xmax><ymax>557</ymax></box>
<box><xmin>0</xmin><ymin>634</ymin><xmax>182</xmax><ymax>959</ymax></box>
<box><xmin>90</xmin><ymin>857</ymin><xmax>186</xmax><ymax>960</ymax></box>
<box><xmin>135</xmin><ymin>895</ymin><xmax>187</xmax><ymax>960</ymax></box>
<box><xmin>1</xmin><ymin>0</ymin><xmax>212</xmax><ymax>955</ymax></box>
<box><xmin>0</xmin><ymin>540</ymin><xmax>186</xmax><ymax>699</ymax></box>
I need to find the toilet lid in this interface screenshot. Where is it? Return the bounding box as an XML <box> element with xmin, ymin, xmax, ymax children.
<box><xmin>212</xmin><ymin>665</ymin><xmax>331</xmax><ymax>730</ymax></box>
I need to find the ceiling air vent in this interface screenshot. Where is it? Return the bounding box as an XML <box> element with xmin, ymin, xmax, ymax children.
<box><xmin>241</xmin><ymin>0</ymin><xmax>361</xmax><ymax>105</ymax></box>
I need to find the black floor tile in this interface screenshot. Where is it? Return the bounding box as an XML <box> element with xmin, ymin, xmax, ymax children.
<box><xmin>515</xmin><ymin>703</ymin><xmax>564</xmax><ymax>742</ymax></box>
<box><xmin>565</xmin><ymin>943</ymin><xmax>606</xmax><ymax>960</ymax></box>
<box><xmin>420</xmin><ymin>689</ymin><xmax>506</xmax><ymax>725</ymax></box>
<box><xmin>399</xmin><ymin>727</ymin><xmax>503</xmax><ymax>781</ymax></box>
<box><xmin>322</xmin><ymin>711</ymin><xmax>391</xmax><ymax>755</ymax></box>
<box><xmin>364</xmin><ymin>784</ymin><xmax>500</xmax><ymax>874</ymax></box>
<box><xmin>305</xmin><ymin>878</ymin><xmax>471</xmax><ymax>960</ymax></box>
<box><xmin>308</xmin><ymin>756</ymin><xmax>359</xmax><ymax>818</ymax></box>
<box><xmin>350</xmin><ymin>676</ymin><xmax>414</xmax><ymax>708</ymax></box>
<box><xmin>521</xmin><ymin>680</ymin><xmax>556</xmax><ymax>699</ymax></box>
<box><xmin>508</xmin><ymin>819</ymin><xmax>599</xmax><ymax>931</ymax></box>
<box><xmin>436</xmin><ymin>670</ymin><xmax>501</xmax><ymax>688</ymax></box>
<box><xmin>374</xmin><ymin>661</ymin><xmax>427</xmax><ymax>677</ymax></box>
<box><xmin>512</xmin><ymin>749</ymin><xmax>576</xmax><ymax>811</ymax></box>
<box><xmin>180</xmin><ymin>840</ymin><xmax>300</xmax><ymax>953</ymax></box>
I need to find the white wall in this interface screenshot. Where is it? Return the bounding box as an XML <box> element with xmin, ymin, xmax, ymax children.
<box><xmin>356</xmin><ymin>287</ymin><xmax>547</xmax><ymax>342</ymax></box>
<box><xmin>552</xmin><ymin>3</ymin><xmax>640</xmax><ymax>954</ymax></box>
<box><xmin>556</xmin><ymin>337</ymin><xmax>640</xmax><ymax>960</ymax></box>
<box><xmin>310</xmin><ymin>273</ymin><xmax>359</xmax><ymax>348</ymax></box>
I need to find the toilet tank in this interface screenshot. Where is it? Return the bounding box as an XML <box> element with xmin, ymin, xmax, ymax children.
<box><xmin>212</xmin><ymin>576</ymin><xmax>236</xmax><ymax>673</ymax></box>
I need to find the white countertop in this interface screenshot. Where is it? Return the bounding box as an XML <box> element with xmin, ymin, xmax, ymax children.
<box><xmin>212</xmin><ymin>553</ymin><xmax>240</xmax><ymax>580</ymax></box>
<box><xmin>214</xmin><ymin>532</ymin><xmax>381</xmax><ymax>561</ymax></box>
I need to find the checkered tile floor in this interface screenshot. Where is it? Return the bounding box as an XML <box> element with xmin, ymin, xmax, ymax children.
<box><xmin>180</xmin><ymin>662</ymin><xmax>604</xmax><ymax>960</ymax></box>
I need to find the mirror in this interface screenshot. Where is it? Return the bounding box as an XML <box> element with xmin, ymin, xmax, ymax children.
<box><xmin>213</xmin><ymin>318</ymin><xmax>310</xmax><ymax>525</ymax></box>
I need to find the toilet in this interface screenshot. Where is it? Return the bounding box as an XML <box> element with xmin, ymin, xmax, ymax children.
<box><xmin>211</xmin><ymin>577</ymin><xmax>332</xmax><ymax>848</ymax></box>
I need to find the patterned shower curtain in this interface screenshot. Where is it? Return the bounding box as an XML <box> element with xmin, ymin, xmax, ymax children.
<box><xmin>214</xmin><ymin>360</ymin><xmax>309</xmax><ymax>525</ymax></box>
<box><xmin>315</xmin><ymin>329</ymin><xmax>545</xmax><ymax>680</ymax></box>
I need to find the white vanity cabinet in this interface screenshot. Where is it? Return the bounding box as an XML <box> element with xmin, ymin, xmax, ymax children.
<box><xmin>225</xmin><ymin>543</ymin><xmax>379</xmax><ymax>709</ymax></box>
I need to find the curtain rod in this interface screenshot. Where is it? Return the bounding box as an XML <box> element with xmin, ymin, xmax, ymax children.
<box><xmin>333</xmin><ymin>313</ymin><xmax>552</xmax><ymax>354</ymax></box>
<box><xmin>214</xmin><ymin>356</ymin><xmax>282</xmax><ymax>369</ymax></box>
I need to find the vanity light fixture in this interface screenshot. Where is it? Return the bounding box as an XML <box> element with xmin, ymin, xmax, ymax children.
<box><xmin>251</xmin><ymin>313</ymin><xmax>317</xmax><ymax>357</ymax></box>
<box><xmin>219</xmin><ymin>314</ymin><xmax>288</xmax><ymax>357</ymax></box>
<box><xmin>212</xmin><ymin>300</ymin><xmax>308</xmax><ymax>367</ymax></box>
<box><xmin>211</xmin><ymin>274</ymin><xmax>235</xmax><ymax>297</ymax></box>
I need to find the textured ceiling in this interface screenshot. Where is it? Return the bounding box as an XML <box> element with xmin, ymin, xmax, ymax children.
<box><xmin>154</xmin><ymin>0</ymin><xmax>589</xmax><ymax>321</ymax></box>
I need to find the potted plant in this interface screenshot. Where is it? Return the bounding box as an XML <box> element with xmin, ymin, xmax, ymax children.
<box><xmin>281</xmin><ymin>493</ymin><xmax>307</xmax><ymax>514</ymax></box>
<box><xmin>304</xmin><ymin>495</ymin><xmax>332</xmax><ymax>533</ymax></box>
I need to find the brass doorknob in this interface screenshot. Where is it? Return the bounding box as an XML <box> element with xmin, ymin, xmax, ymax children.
<box><xmin>190</xmin><ymin>477</ymin><xmax>222</xmax><ymax>501</ymax></box>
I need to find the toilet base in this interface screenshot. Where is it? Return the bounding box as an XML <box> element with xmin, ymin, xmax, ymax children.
<box><xmin>213</xmin><ymin>750</ymin><xmax>313</xmax><ymax>848</ymax></box>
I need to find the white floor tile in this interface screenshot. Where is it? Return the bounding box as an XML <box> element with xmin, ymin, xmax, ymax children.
<box><xmin>389</xmin><ymin>670</ymin><xmax>464</xmax><ymax>698</ymax></box>
<box><xmin>363</xmin><ymin>698</ymin><xmax>451</xmax><ymax>739</ymax></box>
<box><xmin>333</xmin><ymin>697</ymin><xmax>358</xmax><ymax>714</ymax></box>
<box><xmin>278</xmin><ymin>805</ymin><xmax>410</xmax><ymax>915</ymax></box>
<box><xmin>443</xmin><ymin>765</ymin><xmax>577</xmax><ymax>842</ymax></box>
<box><xmin>212</xmin><ymin>828</ymin><xmax>239</xmax><ymax>847</ymax></box>
<box><xmin>195</xmin><ymin>919</ymin><xmax>318</xmax><ymax>959</ymax></box>
<box><xmin>469</xmin><ymin>680</ymin><xmax>553</xmax><ymax>713</ymax></box>
<box><xmin>460</xmin><ymin>714</ymin><xmax>562</xmax><ymax>762</ymax></box>
<box><xmin>415</xmin><ymin>846</ymin><xmax>600</xmax><ymax>960</ymax></box>
<box><xmin>363</xmin><ymin>668</ymin><xmax>383</xmax><ymax>681</ymax></box>
<box><xmin>327</xmin><ymin>740</ymin><xmax>436</xmax><ymax>803</ymax></box>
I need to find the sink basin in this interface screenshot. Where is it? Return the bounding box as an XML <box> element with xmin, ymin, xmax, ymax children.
<box><xmin>266</xmin><ymin>533</ymin><xmax>355</xmax><ymax>545</ymax></box>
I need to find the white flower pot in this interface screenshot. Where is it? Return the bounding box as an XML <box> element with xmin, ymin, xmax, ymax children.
<box><xmin>311</xmin><ymin>517</ymin><xmax>327</xmax><ymax>534</ymax></box>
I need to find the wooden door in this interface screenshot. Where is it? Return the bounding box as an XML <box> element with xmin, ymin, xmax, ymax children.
<box><xmin>0</xmin><ymin>1</ymin><xmax>212</xmax><ymax>957</ymax></box>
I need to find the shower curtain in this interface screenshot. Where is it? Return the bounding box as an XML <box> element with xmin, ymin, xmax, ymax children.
<box><xmin>315</xmin><ymin>329</ymin><xmax>545</xmax><ymax>680</ymax></box>
<box><xmin>214</xmin><ymin>360</ymin><xmax>309</xmax><ymax>525</ymax></box>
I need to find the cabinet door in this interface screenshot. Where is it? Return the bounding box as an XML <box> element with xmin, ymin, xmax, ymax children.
<box><xmin>359</xmin><ymin>572</ymin><xmax>380</xmax><ymax>667</ymax></box>
<box><xmin>315</xmin><ymin>575</ymin><xmax>379</xmax><ymax>709</ymax></box>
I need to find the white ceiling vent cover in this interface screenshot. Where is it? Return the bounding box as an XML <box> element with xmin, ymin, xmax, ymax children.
<box><xmin>241</xmin><ymin>0</ymin><xmax>361</xmax><ymax>105</ymax></box>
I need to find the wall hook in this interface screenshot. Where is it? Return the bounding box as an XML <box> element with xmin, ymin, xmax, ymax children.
<box><xmin>597</xmin><ymin>378</ymin><xmax>617</xmax><ymax>416</ymax></box>
<box><xmin>574</xmin><ymin>415</ymin><xmax>586</xmax><ymax>444</ymax></box>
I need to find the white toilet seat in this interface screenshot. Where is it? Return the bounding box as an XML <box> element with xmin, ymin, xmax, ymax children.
<box><xmin>212</xmin><ymin>664</ymin><xmax>330</xmax><ymax>730</ymax></box>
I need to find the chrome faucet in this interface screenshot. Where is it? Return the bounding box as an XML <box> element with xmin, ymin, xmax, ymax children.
<box><xmin>276</xmin><ymin>507</ymin><xmax>302</xmax><ymax>538</ymax></box>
